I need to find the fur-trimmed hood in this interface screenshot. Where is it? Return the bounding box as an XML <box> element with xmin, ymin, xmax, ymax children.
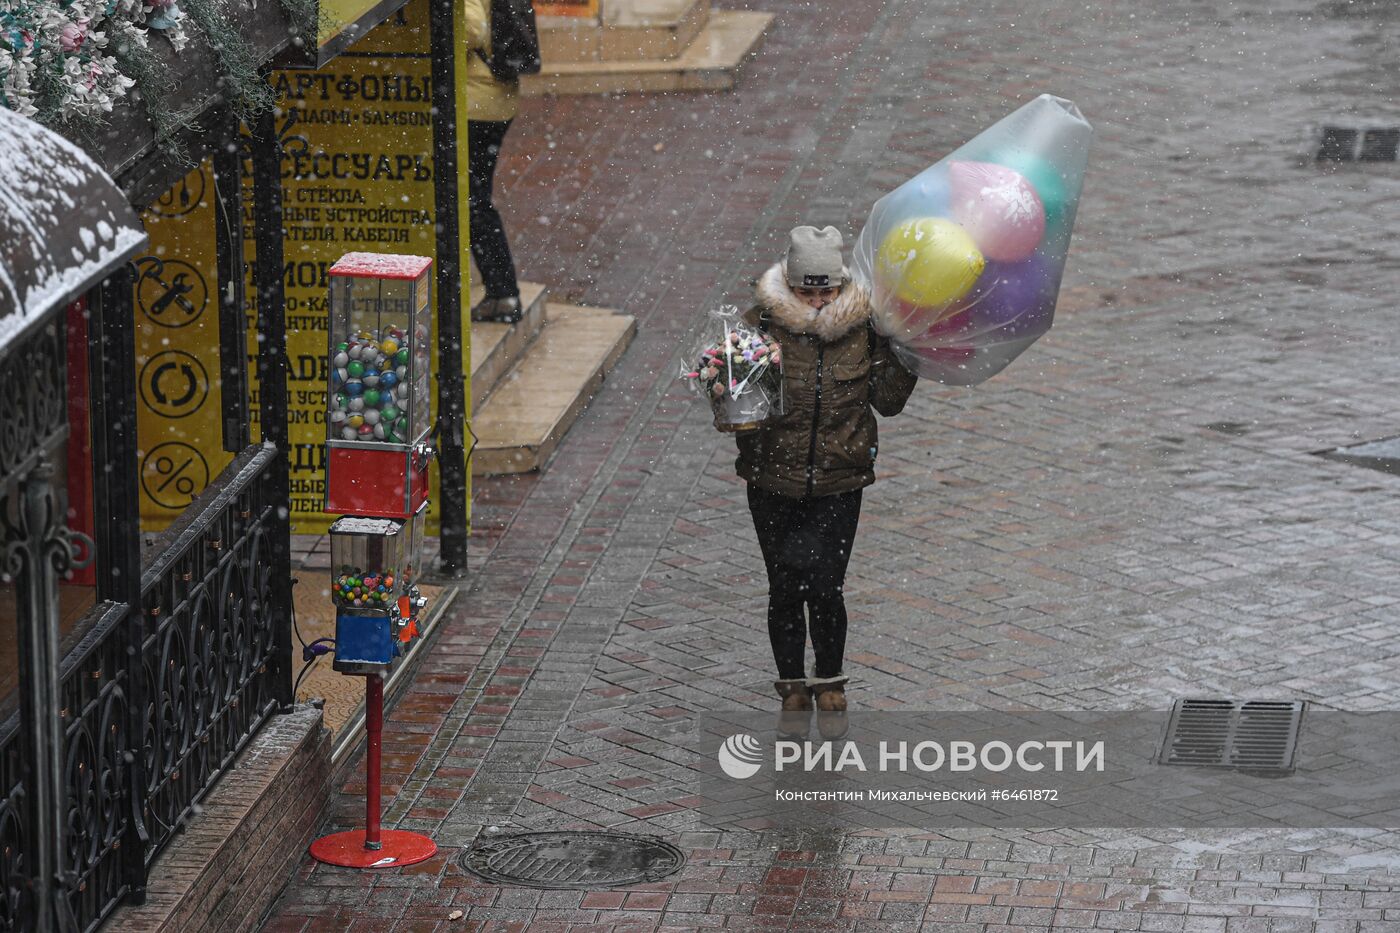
<box><xmin>756</xmin><ymin>262</ymin><xmax>872</xmax><ymax>343</ymax></box>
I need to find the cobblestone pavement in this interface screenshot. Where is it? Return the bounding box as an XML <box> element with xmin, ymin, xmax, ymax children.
<box><xmin>263</xmin><ymin>0</ymin><xmax>1400</xmax><ymax>929</ymax></box>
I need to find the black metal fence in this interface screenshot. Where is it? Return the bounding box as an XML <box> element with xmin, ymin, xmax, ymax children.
<box><xmin>0</xmin><ymin>445</ymin><xmax>288</xmax><ymax>932</ymax></box>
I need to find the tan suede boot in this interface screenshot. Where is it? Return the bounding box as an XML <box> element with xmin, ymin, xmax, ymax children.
<box><xmin>774</xmin><ymin>679</ymin><xmax>812</xmax><ymax>740</ymax></box>
<box><xmin>811</xmin><ymin>683</ymin><xmax>846</xmax><ymax>712</ymax></box>
<box><xmin>810</xmin><ymin>679</ymin><xmax>848</xmax><ymax>740</ymax></box>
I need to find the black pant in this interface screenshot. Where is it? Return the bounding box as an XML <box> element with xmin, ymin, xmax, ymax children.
<box><xmin>467</xmin><ymin>119</ymin><xmax>520</xmax><ymax>300</ymax></box>
<box><xmin>747</xmin><ymin>485</ymin><xmax>863</xmax><ymax>681</ymax></box>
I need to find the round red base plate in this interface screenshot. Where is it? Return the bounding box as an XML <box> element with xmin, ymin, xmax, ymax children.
<box><xmin>309</xmin><ymin>829</ymin><xmax>437</xmax><ymax>868</ymax></box>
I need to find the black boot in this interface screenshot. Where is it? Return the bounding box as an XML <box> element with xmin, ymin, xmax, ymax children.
<box><xmin>470</xmin><ymin>295</ymin><xmax>523</xmax><ymax>323</ymax></box>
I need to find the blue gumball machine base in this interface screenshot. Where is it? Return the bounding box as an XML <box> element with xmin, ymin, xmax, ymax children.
<box><xmin>333</xmin><ymin>609</ymin><xmax>404</xmax><ymax>675</ymax></box>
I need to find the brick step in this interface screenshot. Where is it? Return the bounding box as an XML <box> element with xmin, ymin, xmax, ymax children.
<box><xmin>471</xmin><ymin>304</ymin><xmax>636</xmax><ymax>475</ymax></box>
<box><xmin>522</xmin><ymin>10</ymin><xmax>773</xmax><ymax>97</ymax></box>
<box><xmin>540</xmin><ymin>0</ymin><xmax>711</xmax><ymax>63</ymax></box>
<box><xmin>468</xmin><ymin>280</ymin><xmax>548</xmax><ymax>414</ymax></box>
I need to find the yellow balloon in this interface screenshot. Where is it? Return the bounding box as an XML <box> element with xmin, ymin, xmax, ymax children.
<box><xmin>875</xmin><ymin>217</ymin><xmax>985</xmax><ymax>308</ymax></box>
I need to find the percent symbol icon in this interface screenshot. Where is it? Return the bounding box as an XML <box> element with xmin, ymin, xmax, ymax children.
<box><xmin>141</xmin><ymin>443</ymin><xmax>210</xmax><ymax>510</ymax></box>
<box><xmin>155</xmin><ymin>456</ymin><xmax>196</xmax><ymax>496</ymax></box>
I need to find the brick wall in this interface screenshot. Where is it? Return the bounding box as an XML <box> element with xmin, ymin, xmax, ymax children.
<box><xmin>107</xmin><ymin>705</ymin><xmax>332</xmax><ymax>933</ymax></box>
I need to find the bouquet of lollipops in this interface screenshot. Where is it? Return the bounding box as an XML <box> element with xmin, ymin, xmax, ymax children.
<box><xmin>682</xmin><ymin>307</ymin><xmax>785</xmax><ymax>432</ymax></box>
<box><xmin>851</xmin><ymin>94</ymin><xmax>1094</xmax><ymax>386</ymax></box>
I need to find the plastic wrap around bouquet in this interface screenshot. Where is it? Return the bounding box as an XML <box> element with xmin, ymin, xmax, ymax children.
<box><xmin>851</xmin><ymin>94</ymin><xmax>1093</xmax><ymax>386</ymax></box>
<box><xmin>681</xmin><ymin>307</ymin><xmax>785</xmax><ymax>432</ymax></box>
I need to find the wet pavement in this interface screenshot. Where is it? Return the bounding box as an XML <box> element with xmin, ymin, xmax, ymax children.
<box><xmin>263</xmin><ymin>0</ymin><xmax>1400</xmax><ymax>929</ymax></box>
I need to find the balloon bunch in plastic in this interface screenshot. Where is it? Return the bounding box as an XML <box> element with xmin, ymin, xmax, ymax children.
<box><xmin>851</xmin><ymin>95</ymin><xmax>1093</xmax><ymax>386</ymax></box>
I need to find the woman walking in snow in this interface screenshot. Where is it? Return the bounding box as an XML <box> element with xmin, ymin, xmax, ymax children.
<box><xmin>736</xmin><ymin>225</ymin><xmax>917</xmax><ymax>724</ymax></box>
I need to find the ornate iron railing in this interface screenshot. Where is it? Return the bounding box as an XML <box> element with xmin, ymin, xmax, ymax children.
<box><xmin>0</xmin><ymin>444</ymin><xmax>287</xmax><ymax>932</ymax></box>
<box><xmin>137</xmin><ymin>445</ymin><xmax>283</xmax><ymax>861</ymax></box>
<box><xmin>56</xmin><ymin>601</ymin><xmax>131</xmax><ymax>930</ymax></box>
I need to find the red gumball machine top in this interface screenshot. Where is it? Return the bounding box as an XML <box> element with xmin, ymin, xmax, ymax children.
<box><xmin>325</xmin><ymin>252</ymin><xmax>434</xmax><ymax>519</ymax></box>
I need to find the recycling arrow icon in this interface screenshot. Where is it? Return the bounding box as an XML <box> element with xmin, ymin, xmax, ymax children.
<box><xmin>140</xmin><ymin>351</ymin><xmax>209</xmax><ymax>418</ymax></box>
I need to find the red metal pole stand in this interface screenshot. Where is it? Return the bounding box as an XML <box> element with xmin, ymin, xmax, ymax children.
<box><xmin>365</xmin><ymin>674</ymin><xmax>382</xmax><ymax>849</ymax></box>
<box><xmin>308</xmin><ymin>673</ymin><xmax>437</xmax><ymax>869</ymax></box>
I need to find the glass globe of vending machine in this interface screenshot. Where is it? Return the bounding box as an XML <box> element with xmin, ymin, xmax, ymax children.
<box><xmin>327</xmin><ymin>509</ymin><xmax>427</xmax><ymax>674</ymax></box>
<box><xmin>325</xmin><ymin>252</ymin><xmax>434</xmax><ymax>519</ymax></box>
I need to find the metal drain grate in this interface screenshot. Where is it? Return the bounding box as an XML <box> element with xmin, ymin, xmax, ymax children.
<box><xmin>1316</xmin><ymin>124</ymin><xmax>1400</xmax><ymax>162</ymax></box>
<box><xmin>1158</xmin><ymin>699</ymin><xmax>1304</xmax><ymax>775</ymax></box>
<box><xmin>461</xmin><ymin>831</ymin><xmax>685</xmax><ymax>889</ymax></box>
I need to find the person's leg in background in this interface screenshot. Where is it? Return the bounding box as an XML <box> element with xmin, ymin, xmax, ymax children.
<box><xmin>467</xmin><ymin>119</ymin><xmax>522</xmax><ymax>322</ymax></box>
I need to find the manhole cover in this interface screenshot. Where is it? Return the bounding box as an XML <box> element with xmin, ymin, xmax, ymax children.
<box><xmin>1158</xmin><ymin>699</ymin><xmax>1304</xmax><ymax>775</ymax></box>
<box><xmin>460</xmin><ymin>831</ymin><xmax>685</xmax><ymax>889</ymax></box>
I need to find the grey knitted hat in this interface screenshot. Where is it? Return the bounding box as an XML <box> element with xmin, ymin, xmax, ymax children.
<box><xmin>785</xmin><ymin>225</ymin><xmax>845</xmax><ymax>288</ymax></box>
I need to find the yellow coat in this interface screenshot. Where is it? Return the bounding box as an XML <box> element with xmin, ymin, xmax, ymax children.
<box><xmin>462</xmin><ymin>0</ymin><xmax>520</xmax><ymax>122</ymax></box>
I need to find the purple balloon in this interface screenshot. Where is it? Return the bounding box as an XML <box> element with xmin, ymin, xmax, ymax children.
<box><xmin>961</xmin><ymin>255</ymin><xmax>1059</xmax><ymax>335</ymax></box>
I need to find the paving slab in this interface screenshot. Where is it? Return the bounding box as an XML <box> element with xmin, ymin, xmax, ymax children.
<box><xmin>262</xmin><ymin>0</ymin><xmax>1400</xmax><ymax>929</ymax></box>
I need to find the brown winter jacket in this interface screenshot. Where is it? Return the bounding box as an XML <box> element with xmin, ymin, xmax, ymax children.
<box><xmin>735</xmin><ymin>263</ymin><xmax>918</xmax><ymax>498</ymax></box>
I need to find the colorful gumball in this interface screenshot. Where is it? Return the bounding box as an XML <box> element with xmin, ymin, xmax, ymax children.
<box><xmin>363</xmin><ymin>388</ymin><xmax>382</xmax><ymax>407</ymax></box>
<box><xmin>346</xmin><ymin>360</ymin><xmax>365</xmax><ymax>378</ymax></box>
<box><xmin>394</xmin><ymin>348</ymin><xmax>409</xmax><ymax>367</ymax></box>
<box><xmin>347</xmin><ymin>413</ymin><xmax>364</xmax><ymax>428</ymax></box>
<box><xmin>372</xmin><ymin>423</ymin><xmax>386</xmax><ymax>439</ymax></box>
<box><xmin>344</xmin><ymin>381</ymin><xmax>363</xmax><ymax>397</ymax></box>
<box><xmin>380</xmin><ymin>370</ymin><xmax>398</xmax><ymax>389</ymax></box>
<box><xmin>381</xmin><ymin>404</ymin><xmax>400</xmax><ymax>423</ymax></box>
<box><xmin>333</xmin><ymin>351</ymin><xmax>349</xmax><ymax>367</ymax></box>
<box><xmin>329</xmin><ymin>409</ymin><xmax>346</xmax><ymax>425</ymax></box>
<box><xmin>348</xmin><ymin>396</ymin><xmax>364</xmax><ymax>412</ymax></box>
<box><xmin>363</xmin><ymin>408</ymin><xmax>381</xmax><ymax>425</ymax></box>
<box><xmin>340</xmin><ymin>426</ymin><xmax>357</xmax><ymax>441</ymax></box>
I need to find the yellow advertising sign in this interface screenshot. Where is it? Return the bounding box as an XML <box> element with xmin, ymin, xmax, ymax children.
<box><xmin>134</xmin><ymin>0</ymin><xmax>471</xmax><ymax>536</ymax></box>
<box><xmin>133</xmin><ymin>163</ymin><xmax>237</xmax><ymax>528</ymax></box>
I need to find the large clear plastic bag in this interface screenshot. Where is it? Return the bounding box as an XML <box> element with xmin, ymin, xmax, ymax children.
<box><xmin>851</xmin><ymin>95</ymin><xmax>1093</xmax><ymax>386</ymax></box>
<box><xmin>680</xmin><ymin>307</ymin><xmax>785</xmax><ymax>432</ymax></box>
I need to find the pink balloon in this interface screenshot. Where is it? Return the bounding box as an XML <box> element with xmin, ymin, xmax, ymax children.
<box><xmin>949</xmin><ymin>161</ymin><xmax>1046</xmax><ymax>263</ymax></box>
<box><xmin>887</xmin><ymin>297</ymin><xmax>962</xmax><ymax>344</ymax></box>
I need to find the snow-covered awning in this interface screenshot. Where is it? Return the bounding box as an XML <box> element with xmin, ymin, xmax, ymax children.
<box><xmin>0</xmin><ymin>107</ymin><xmax>147</xmax><ymax>351</ymax></box>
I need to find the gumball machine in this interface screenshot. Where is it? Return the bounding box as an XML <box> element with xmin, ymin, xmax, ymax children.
<box><xmin>325</xmin><ymin>252</ymin><xmax>434</xmax><ymax>519</ymax></box>
<box><xmin>328</xmin><ymin>507</ymin><xmax>428</xmax><ymax>675</ymax></box>
<box><xmin>310</xmin><ymin>252</ymin><xmax>436</xmax><ymax>871</ymax></box>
